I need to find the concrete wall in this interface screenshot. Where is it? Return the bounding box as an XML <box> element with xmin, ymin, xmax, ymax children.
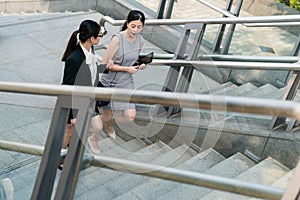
<box><xmin>0</xmin><ymin>0</ymin><xmax>97</xmax><ymax>13</ymax></box>
<box><xmin>119</xmin><ymin>116</ymin><xmax>300</xmax><ymax>169</ymax></box>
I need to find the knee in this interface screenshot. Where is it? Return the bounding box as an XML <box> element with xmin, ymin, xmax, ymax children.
<box><xmin>90</xmin><ymin>116</ymin><xmax>103</xmax><ymax>133</ymax></box>
<box><xmin>90</xmin><ymin>125</ymin><xmax>102</xmax><ymax>134</ymax></box>
<box><xmin>101</xmin><ymin>114</ymin><xmax>113</xmax><ymax>123</ymax></box>
<box><xmin>126</xmin><ymin>114</ymin><xmax>136</xmax><ymax>122</ymax></box>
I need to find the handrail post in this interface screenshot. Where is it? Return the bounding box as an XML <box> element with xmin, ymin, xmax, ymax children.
<box><xmin>270</xmin><ymin>35</ymin><xmax>300</xmax><ymax>132</ymax></box>
<box><xmin>156</xmin><ymin>0</ymin><xmax>167</xmax><ymax>19</ymax></box>
<box><xmin>31</xmin><ymin>95</ymin><xmax>93</xmax><ymax>200</ymax></box>
<box><xmin>212</xmin><ymin>0</ymin><xmax>234</xmax><ymax>53</ymax></box>
<box><xmin>156</xmin><ymin>0</ymin><xmax>176</xmax><ymax>19</ymax></box>
<box><xmin>165</xmin><ymin>0</ymin><xmax>176</xmax><ymax>19</ymax></box>
<box><xmin>221</xmin><ymin>0</ymin><xmax>243</xmax><ymax>55</ymax></box>
<box><xmin>54</xmin><ymin>96</ymin><xmax>93</xmax><ymax>200</ymax></box>
<box><xmin>31</xmin><ymin>95</ymin><xmax>70</xmax><ymax>200</ymax></box>
<box><xmin>155</xmin><ymin>23</ymin><xmax>206</xmax><ymax>117</ymax></box>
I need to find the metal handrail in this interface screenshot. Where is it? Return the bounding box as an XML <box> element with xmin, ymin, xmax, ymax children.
<box><xmin>197</xmin><ymin>0</ymin><xmax>236</xmax><ymax>18</ymax></box>
<box><xmin>196</xmin><ymin>0</ymin><xmax>300</xmax><ymax>27</ymax></box>
<box><xmin>150</xmin><ymin>59</ymin><xmax>300</xmax><ymax>70</ymax></box>
<box><xmin>197</xmin><ymin>55</ymin><xmax>300</xmax><ymax>63</ymax></box>
<box><xmin>148</xmin><ymin>53</ymin><xmax>299</xmax><ymax>63</ymax></box>
<box><xmin>1</xmin><ymin>81</ymin><xmax>300</xmax><ymax>120</ymax></box>
<box><xmin>0</xmin><ymin>140</ymin><xmax>67</xmax><ymax>157</ymax></box>
<box><xmin>100</xmin><ymin>15</ymin><xmax>300</xmax><ymax>27</ymax></box>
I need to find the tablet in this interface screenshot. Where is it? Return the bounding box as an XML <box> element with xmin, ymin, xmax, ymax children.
<box><xmin>135</xmin><ymin>52</ymin><xmax>154</xmax><ymax>65</ymax></box>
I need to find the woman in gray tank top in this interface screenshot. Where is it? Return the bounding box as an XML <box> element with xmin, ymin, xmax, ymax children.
<box><xmin>99</xmin><ymin>10</ymin><xmax>146</xmax><ymax>139</ymax></box>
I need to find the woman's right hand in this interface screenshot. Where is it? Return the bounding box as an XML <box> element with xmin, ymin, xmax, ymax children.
<box><xmin>127</xmin><ymin>66</ymin><xmax>138</xmax><ymax>74</ymax></box>
<box><xmin>107</xmin><ymin>59</ymin><xmax>114</xmax><ymax>70</ymax></box>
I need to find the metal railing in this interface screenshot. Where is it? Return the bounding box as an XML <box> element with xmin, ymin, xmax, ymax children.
<box><xmin>142</xmin><ymin>53</ymin><xmax>299</xmax><ymax>63</ymax></box>
<box><xmin>100</xmin><ymin>14</ymin><xmax>300</xmax><ymax>27</ymax></box>
<box><xmin>0</xmin><ymin>81</ymin><xmax>300</xmax><ymax>199</ymax></box>
<box><xmin>196</xmin><ymin>0</ymin><xmax>300</xmax><ymax>27</ymax></box>
<box><xmin>149</xmin><ymin>59</ymin><xmax>300</xmax><ymax>70</ymax></box>
<box><xmin>1</xmin><ymin>81</ymin><xmax>300</xmax><ymax>120</ymax></box>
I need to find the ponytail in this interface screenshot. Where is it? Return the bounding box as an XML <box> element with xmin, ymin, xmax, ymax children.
<box><xmin>61</xmin><ymin>30</ymin><xmax>78</xmax><ymax>62</ymax></box>
<box><xmin>62</xmin><ymin>20</ymin><xmax>101</xmax><ymax>62</ymax></box>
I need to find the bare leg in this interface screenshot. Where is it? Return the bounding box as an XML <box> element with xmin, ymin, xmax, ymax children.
<box><xmin>101</xmin><ymin>109</ymin><xmax>116</xmax><ymax>139</ymax></box>
<box><xmin>62</xmin><ymin>121</ymin><xmax>75</xmax><ymax>149</ymax></box>
<box><xmin>87</xmin><ymin>115</ymin><xmax>103</xmax><ymax>154</ymax></box>
<box><xmin>114</xmin><ymin>108</ymin><xmax>136</xmax><ymax>124</ymax></box>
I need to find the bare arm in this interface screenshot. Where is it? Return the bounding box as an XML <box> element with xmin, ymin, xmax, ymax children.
<box><xmin>102</xmin><ymin>35</ymin><xmax>138</xmax><ymax>74</ymax></box>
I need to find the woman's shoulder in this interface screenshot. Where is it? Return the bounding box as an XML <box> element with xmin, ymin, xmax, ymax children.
<box><xmin>67</xmin><ymin>46</ymin><xmax>84</xmax><ymax>60</ymax></box>
<box><xmin>109</xmin><ymin>34</ymin><xmax>121</xmax><ymax>46</ymax></box>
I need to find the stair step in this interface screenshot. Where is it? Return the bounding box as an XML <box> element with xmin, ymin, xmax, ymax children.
<box><xmin>126</xmin><ymin>140</ymin><xmax>173</xmax><ymax>162</ymax></box>
<box><xmin>212</xmin><ymin>84</ymin><xmax>239</xmax><ymax>95</ymax></box>
<box><xmin>199</xmin><ymin>157</ymin><xmax>290</xmax><ymax>200</ymax></box>
<box><xmin>149</xmin><ymin>144</ymin><xmax>199</xmax><ymax>167</ymax></box>
<box><xmin>108</xmin><ymin>145</ymin><xmax>198</xmax><ymax>199</ymax></box>
<box><xmin>272</xmin><ymin>87</ymin><xmax>286</xmax><ymax>99</ymax></box>
<box><xmin>77</xmin><ymin>141</ymin><xmax>172</xmax><ymax>198</ymax></box>
<box><xmin>75</xmin><ymin>138</ymin><xmax>152</xmax><ymax>195</ymax></box>
<box><xmin>100</xmin><ymin>138</ymin><xmax>147</xmax><ymax>158</ymax></box>
<box><xmin>96</xmin><ymin>136</ymin><xmax>125</xmax><ymax>153</ymax></box>
<box><xmin>104</xmin><ymin>141</ymin><xmax>173</xmax><ymax>196</ymax></box>
<box><xmin>243</xmin><ymin>83</ymin><xmax>278</xmax><ymax>98</ymax></box>
<box><xmin>116</xmin><ymin>148</ymin><xmax>225</xmax><ymax>200</ymax></box>
<box><xmin>227</xmin><ymin>82</ymin><xmax>257</xmax><ymax>96</ymax></box>
<box><xmin>202</xmin><ymin>82</ymin><xmax>235</xmax><ymax>94</ymax></box>
<box><xmin>248</xmin><ymin>169</ymin><xmax>294</xmax><ymax>200</ymax></box>
<box><xmin>157</xmin><ymin>152</ymin><xmax>255</xmax><ymax>200</ymax></box>
<box><xmin>271</xmin><ymin>169</ymin><xmax>293</xmax><ymax>188</ymax></box>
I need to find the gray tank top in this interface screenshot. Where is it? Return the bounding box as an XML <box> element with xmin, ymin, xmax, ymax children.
<box><xmin>101</xmin><ymin>32</ymin><xmax>142</xmax><ymax>88</ymax></box>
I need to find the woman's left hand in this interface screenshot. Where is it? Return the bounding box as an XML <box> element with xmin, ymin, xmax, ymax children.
<box><xmin>138</xmin><ymin>63</ymin><xmax>147</xmax><ymax>70</ymax></box>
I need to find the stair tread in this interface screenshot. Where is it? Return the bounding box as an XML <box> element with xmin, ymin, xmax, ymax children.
<box><xmin>81</xmin><ymin>142</ymin><xmax>192</xmax><ymax>198</ymax></box>
<box><xmin>199</xmin><ymin>157</ymin><xmax>290</xmax><ymax>200</ymax></box>
<box><xmin>202</xmin><ymin>82</ymin><xmax>235</xmax><ymax>94</ymax></box>
<box><xmin>78</xmin><ymin>141</ymin><xmax>171</xmax><ymax>187</ymax></box>
<box><xmin>228</xmin><ymin>82</ymin><xmax>257</xmax><ymax>96</ymax></box>
<box><xmin>248</xmin><ymin>169</ymin><xmax>294</xmax><ymax>200</ymax></box>
<box><xmin>125</xmin><ymin>140</ymin><xmax>173</xmax><ymax>162</ymax></box>
<box><xmin>100</xmin><ymin>138</ymin><xmax>147</xmax><ymax>157</ymax></box>
<box><xmin>105</xmin><ymin>142</ymin><xmax>178</xmax><ymax>196</ymax></box>
<box><xmin>243</xmin><ymin>83</ymin><xmax>278</xmax><ymax>98</ymax></box>
<box><xmin>78</xmin><ymin>139</ymin><xmax>164</xmax><ymax>188</ymax></box>
<box><xmin>157</xmin><ymin>152</ymin><xmax>255</xmax><ymax>200</ymax></box>
<box><xmin>116</xmin><ymin>148</ymin><xmax>225</xmax><ymax>200</ymax></box>
<box><xmin>212</xmin><ymin>84</ymin><xmax>239</xmax><ymax>95</ymax></box>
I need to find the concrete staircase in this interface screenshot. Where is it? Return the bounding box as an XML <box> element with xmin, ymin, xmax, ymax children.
<box><xmin>69</xmin><ymin>135</ymin><xmax>292</xmax><ymax>200</ymax></box>
<box><xmin>0</xmin><ymin>135</ymin><xmax>293</xmax><ymax>200</ymax></box>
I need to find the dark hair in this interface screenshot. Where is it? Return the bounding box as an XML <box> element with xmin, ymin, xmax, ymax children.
<box><xmin>62</xmin><ymin>20</ymin><xmax>101</xmax><ymax>62</ymax></box>
<box><xmin>121</xmin><ymin>10</ymin><xmax>145</xmax><ymax>31</ymax></box>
